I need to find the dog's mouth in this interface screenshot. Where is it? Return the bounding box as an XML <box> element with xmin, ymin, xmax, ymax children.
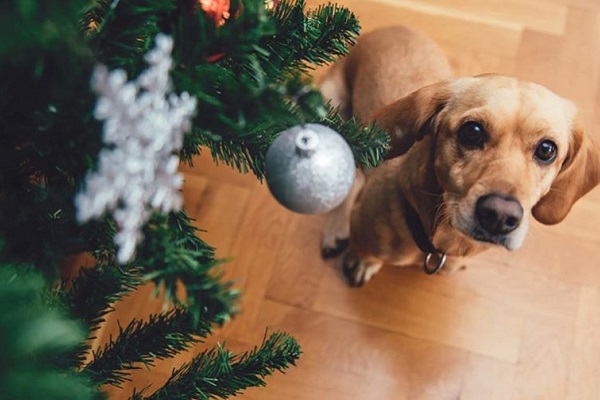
<box><xmin>466</xmin><ymin>226</ymin><xmax>511</xmax><ymax>248</ymax></box>
<box><xmin>449</xmin><ymin>218</ymin><xmax>509</xmax><ymax>248</ymax></box>
<box><xmin>448</xmin><ymin>211</ymin><xmax>523</xmax><ymax>251</ymax></box>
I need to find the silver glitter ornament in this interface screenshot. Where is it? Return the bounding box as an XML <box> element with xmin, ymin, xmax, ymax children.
<box><xmin>265</xmin><ymin>124</ymin><xmax>355</xmax><ymax>214</ymax></box>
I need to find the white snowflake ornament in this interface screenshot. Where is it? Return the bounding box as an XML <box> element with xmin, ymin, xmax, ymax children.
<box><xmin>75</xmin><ymin>34</ymin><xmax>197</xmax><ymax>263</ymax></box>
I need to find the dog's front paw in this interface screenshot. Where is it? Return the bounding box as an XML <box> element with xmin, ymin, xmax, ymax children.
<box><xmin>342</xmin><ymin>252</ymin><xmax>382</xmax><ymax>287</ymax></box>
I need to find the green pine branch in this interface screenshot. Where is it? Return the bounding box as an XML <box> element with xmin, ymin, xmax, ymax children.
<box><xmin>138</xmin><ymin>212</ymin><xmax>238</xmax><ymax>325</ymax></box>
<box><xmin>85</xmin><ymin>0</ymin><xmax>176</xmax><ymax>73</ymax></box>
<box><xmin>0</xmin><ymin>0</ymin><xmax>99</xmax><ymax>275</ymax></box>
<box><xmin>303</xmin><ymin>2</ymin><xmax>361</xmax><ymax>65</ymax></box>
<box><xmin>80</xmin><ymin>0</ymin><xmax>113</xmax><ymax>37</ymax></box>
<box><xmin>129</xmin><ymin>390</ymin><xmax>145</xmax><ymax>400</ymax></box>
<box><xmin>318</xmin><ymin>106</ymin><xmax>390</xmax><ymax>169</ymax></box>
<box><xmin>169</xmin><ymin>1</ymin><xmax>388</xmax><ymax>179</ymax></box>
<box><xmin>83</xmin><ymin>307</ymin><xmax>208</xmax><ymax>387</ymax></box>
<box><xmin>0</xmin><ymin>0</ymin><xmax>88</xmax><ymax>56</ymax></box>
<box><xmin>180</xmin><ymin>72</ymin><xmax>321</xmax><ymax>177</ymax></box>
<box><xmin>49</xmin><ymin>263</ymin><xmax>143</xmax><ymax>369</ymax></box>
<box><xmin>189</xmin><ymin>88</ymin><xmax>390</xmax><ymax>179</ymax></box>
<box><xmin>265</xmin><ymin>0</ymin><xmax>360</xmax><ymax>73</ymax></box>
<box><xmin>0</xmin><ymin>259</ymin><xmax>98</xmax><ymax>400</ymax></box>
<box><xmin>62</xmin><ymin>264</ymin><xmax>143</xmax><ymax>331</ymax></box>
<box><xmin>143</xmin><ymin>332</ymin><xmax>301</xmax><ymax>400</ymax></box>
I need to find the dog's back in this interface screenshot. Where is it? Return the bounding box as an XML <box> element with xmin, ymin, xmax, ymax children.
<box><xmin>319</xmin><ymin>26</ymin><xmax>452</xmax><ymax>122</ymax></box>
<box><xmin>319</xmin><ymin>26</ymin><xmax>452</xmax><ymax>263</ymax></box>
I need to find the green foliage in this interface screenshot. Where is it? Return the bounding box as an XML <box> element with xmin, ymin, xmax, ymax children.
<box><xmin>83</xmin><ymin>0</ymin><xmax>177</xmax><ymax>72</ymax></box>
<box><xmin>319</xmin><ymin>107</ymin><xmax>390</xmax><ymax>169</ymax></box>
<box><xmin>0</xmin><ymin>0</ymin><xmax>87</xmax><ymax>56</ymax></box>
<box><xmin>0</xmin><ymin>0</ymin><xmax>385</xmax><ymax>397</ymax></box>
<box><xmin>50</xmin><ymin>263</ymin><xmax>144</xmax><ymax>369</ymax></box>
<box><xmin>84</xmin><ymin>308</ymin><xmax>207</xmax><ymax>386</ymax></box>
<box><xmin>0</xmin><ymin>261</ymin><xmax>97</xmax><ymax>400</ymax></box>
<box><xmin>0</xmin><ymin>0</ymin><xmax>98</xmax><ymax>274</ymax></box>
<box><xmin>171</xmin><ymin>0</ymin><xmax>386</xmax><ymax>178</ymax></box>
<box><xmin>138</xmin><ymin>212</ymin><xmax>239</xmax><ymax>324</ymax></box>
<box><xmin>62</xmin><ymin>264</ymin><xmax>144</xmax><ymax>332</ymax></box>
<box><xmin>144</xmin><ymin>332</ymin><xmax>301</xmax><ymax>400</ymax></box>
<box><xmin>268</xmin><ymin>0</ymin><xmax>361</xmax><ymax>71</ymax></box>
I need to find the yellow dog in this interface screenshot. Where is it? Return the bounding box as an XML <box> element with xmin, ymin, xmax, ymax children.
<box><xmin>320</xmin><ymin>26</ymin><xmax>600</xmax><ymax>286</ymax></box>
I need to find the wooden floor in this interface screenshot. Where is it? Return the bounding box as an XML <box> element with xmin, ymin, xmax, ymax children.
<box><xmin>104</xmin><ymin>0</ymin><xmax>600</xmax><ymax>399</ymax></box>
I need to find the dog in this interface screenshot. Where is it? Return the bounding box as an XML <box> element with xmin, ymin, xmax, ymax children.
<box><xmin>320</xmin><ymin>26</ymin><xmax>600</xmax><ymax>287</ymax></box>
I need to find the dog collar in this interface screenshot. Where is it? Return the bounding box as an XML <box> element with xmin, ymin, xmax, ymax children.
<box><xmin>403</xmin><ymin>201</ymin><xmax>447</xmax><ymax>275</ymax></box>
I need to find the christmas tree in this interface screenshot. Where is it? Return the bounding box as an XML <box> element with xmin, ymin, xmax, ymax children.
<box><xmin>0</xmin><ymin>0</ymin><xmax>387</xmax><ymax>398</ymax></box>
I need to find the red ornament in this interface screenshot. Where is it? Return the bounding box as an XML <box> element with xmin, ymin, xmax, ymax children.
<box><xmin>265</xmin><ymin>0</ymin><xmax>279</xmax><ymax>10</ymax></box>
<box><xmin>199</xmin><ymin>0</ymin><xmax>231</xmax><ymax>26</ymax></box>
<box><xmin>207</xmin><ymin>52</ymin><xmax>225</xmax><ymax>63</ymax></box>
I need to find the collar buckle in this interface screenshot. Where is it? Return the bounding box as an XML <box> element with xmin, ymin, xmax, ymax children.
<box><xmin>423</xmin><ymin>252</ymin><xmax>447</xmax><ymax>275</ymax></box>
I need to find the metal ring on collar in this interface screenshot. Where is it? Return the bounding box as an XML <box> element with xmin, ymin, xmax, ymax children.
<box><xmin>423</xmin><ymin>252</ymin><xmax>447</xmax><ymax>275</ymax></box>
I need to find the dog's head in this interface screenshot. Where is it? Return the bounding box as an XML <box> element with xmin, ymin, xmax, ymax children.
<box><xmin>375</xmin><ymin>75</ymin><xmax>600</xmax><ymax>250</ymax></box>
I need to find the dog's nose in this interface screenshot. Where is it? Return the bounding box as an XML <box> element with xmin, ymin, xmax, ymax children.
<box><xmin>475</xmin><ymin>194</ymin><xmax>523</xmax><ymax>235</ymax></box>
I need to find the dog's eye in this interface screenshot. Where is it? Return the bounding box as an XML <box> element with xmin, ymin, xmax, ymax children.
<box><xmin>458</xmin><ymin>121</ymin><xmax>486</xmax><ymax>149</ymax></box>
<box><xmin>534</xmin><ymin>140</ymin><xmax>557</xmax><ymax>163</ymax></box>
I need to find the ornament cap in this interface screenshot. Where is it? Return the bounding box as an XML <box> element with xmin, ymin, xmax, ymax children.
<box><xmin>295</xmin><ymin>129</ymin><xmax>319</xmax><ymax>157</ymax></box>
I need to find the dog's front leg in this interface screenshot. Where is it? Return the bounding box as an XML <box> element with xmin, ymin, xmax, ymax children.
<box><xmin>321</xmin><ymin>201</ymin><xmax>351</xmax><ymax>258</ymax></box>
<box><xmin>321</xmin><ymin>171</ymin><xmax>365</xmax><ymax>258</ymax></box>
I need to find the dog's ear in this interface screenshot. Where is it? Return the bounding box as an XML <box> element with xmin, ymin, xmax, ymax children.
<box><xmin>532</xmin><ymin>119</ymin><xmax>600</xmax><ymax>225</ymax></box>
<box><xmin>374</xmin><ymin>80</ymin><xmax>451</xmax><ymax>158</ymax></box>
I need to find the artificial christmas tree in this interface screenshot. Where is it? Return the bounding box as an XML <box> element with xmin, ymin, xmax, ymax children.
<box><xmin>0</xmin><ymin>0</ymin><xmax>388</xmax><ymax>398</ymax></box>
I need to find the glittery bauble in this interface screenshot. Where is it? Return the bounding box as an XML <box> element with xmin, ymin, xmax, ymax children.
<box><xmin>265</xmin><ymin>124</ymin><xmax>355</xmax><ymax>214</ymax></box>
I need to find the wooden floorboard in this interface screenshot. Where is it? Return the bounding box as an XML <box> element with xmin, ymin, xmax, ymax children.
<box><xmin>103</xmin><ymin>1</ymin><xmax>600</xmax><ymax>398</ymax></box>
